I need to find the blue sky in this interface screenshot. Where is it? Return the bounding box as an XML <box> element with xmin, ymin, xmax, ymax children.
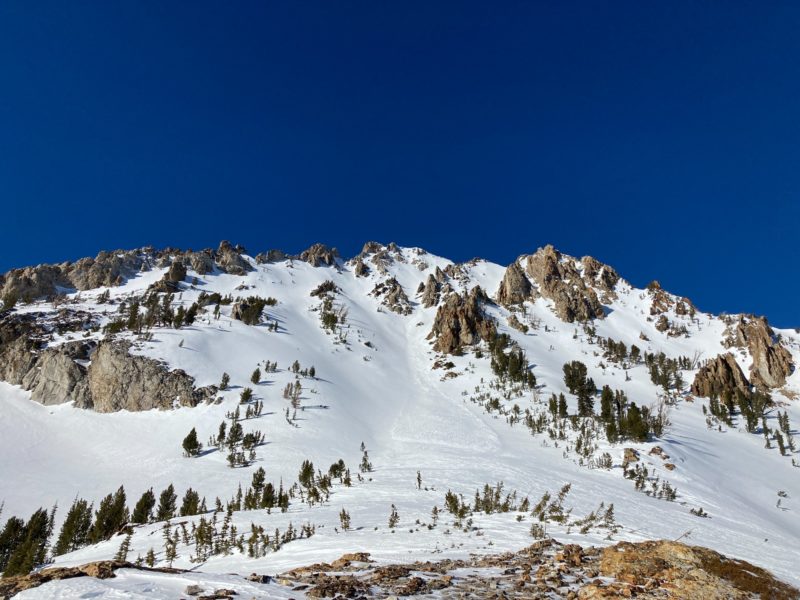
<box><xmin>1</xmin><ymin>2</ymin><xmax>798</xmax><ymax>326</ymax></box>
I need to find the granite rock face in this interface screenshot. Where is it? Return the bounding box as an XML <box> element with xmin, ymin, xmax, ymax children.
<box><xmin>299</xmin><ymin>243</ymin><xmax>339</xmax><ymax>267</ymax></box>
<box><xmin>86</xmin><ymin>342</ymin><xmax>216</xmax><ymax>412</ymax></box>
<box><xmin>215</xmin><ymin>241</ymin><xmax>253</xmax><ymax>275</ymax></box>
<box><xmin>725</xmin><ymin>315</ymin><xmax>793</xmax><ymax>389</ymax></box>
<box><xmin>690</xmin><ymin>353</ymin><xmax>750</xmax><ymax>398</ymax></box>
<box><xmin>495</xmin><ymin>260</ymin><xmax>533</xmax><ymax>306</ymax></box>
<box><xmin>428</xmin><ymin>286</ymin><xmax>496</xmax><ymax>354</ymax></box>
<box><xmin>525</xmin><ymin>245</ymin><xmax>605</xmax><ymax>323</ymax></box>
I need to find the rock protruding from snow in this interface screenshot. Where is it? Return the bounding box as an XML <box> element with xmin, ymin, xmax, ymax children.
<box><xmin>496</xmin><ymin>260</ymin><xmax>533</xmax><ymax>306</ymax></box>
<box><xmin>299</xmin><ymin>243</ymin><xmax>339</xmax><ymax>267</ymax></box>
<box><xmin>690</xmin><ymin>353</ymin><xmax>750</xmax><ymax>398</ymax></box>
<box><xmin>370</xmin><ymin>278</ymin><xmax>412</xmax><ymax>315</ymax></box>
<box><xmin>254</xmin><ymin>249</ymin><xmax>288</xmax><ymax>264</ymax></box>
<box><xmin>215</xmin><ymin>241</ymin><xmax>253</xmax><ymax>275</ymax></box>
<box><xmin>427</xmin><ymin>286</ymin><xmax>496</xmax><ymax>354</ymax></box>
<box><xmin>581</xmin><ymin>255</ymin><xmax>620</xmax><ymax>300</ymax></box>
<box><xmin>0</xmin><ymin>249</ymin><xmax>153</xmax><ymax>301</ymax></box>
<box><xmin>724</xmin><ymin>315</ymin><xmax>794</xmax><ymax>389</ymax></box>
<box><xmin>87</xmin><ymin>342</ymin><xmax>217</xmax><ymax>412</ymax></box>
<box><xmin>525</xmin><ymin>245</ymin><xmax>604</xmax><ymax>322</ymax></box>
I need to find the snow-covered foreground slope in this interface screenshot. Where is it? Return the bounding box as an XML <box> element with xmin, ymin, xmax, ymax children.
<box><xmin>1</xmin><ymin>243</ymin><xmax>799</xmax><ymax>596</ymax></box>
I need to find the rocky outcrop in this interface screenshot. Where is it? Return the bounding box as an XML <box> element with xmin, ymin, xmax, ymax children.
<box><xmin>725</xmin><ymin>315</ymin><xmax>793</xmax><ymax>389</ymax></box>
<box><xmin>525</xmin><ymin>245</ymin><xmax>604</xmax><ymax>322</ymax></box>
<box><xmin>0</xmin><ymin>249</ymin><xmax>153</xmax><ymax>301</ymax></box>
<box><xmin>496</xmin><ymin>260</ymin><xmax>533</xmax><ymax>306</ymax></box>
<box><xmin>214</xmin><ymin>241</ymin><xmax>252</xmax><ymax>275</ymax></box>
<box><xmin>299</xmin><ymin>243</ymin><xmax>339</xmax><ymax>267</ymax></box>
<box><xmin>428</xmin><ymin>287</ymin><xmax>496</xmax><ymax>354</ymax></box>
<box><xmin>22</xmin><ymin>342</ymin><xmax>92</xmax><ymax>406</ymax></box>
<box><xmin>86</xmin><ymin>342</ymin><xmax>216</xmax><ymax>412</ymax></box>
<box><xmin>588</xmin><ymin>540</ymin><xmax>799</xmax><ymax>600</ymax></box>
<box><xmin>0</xmin><ymin>561</ymin><xmax>189</xmax><ymax>600</ymax></box>
<box><xmin>0</xmin><ymin>319</ymin><xmax>215</xmax><ymax>411</ymax></box>
<box><xmin>370</xmin><ymin>278</ymin><xmax>412</xmax><ymax>315</ymax></box>
<box><xmin>581</xmin><ymin>256</ymin><xmax>620</xmax><ymax>293</ymax></box>
<box><xmin>691</xmin><ymin>353</ymin><xmax>750</xmax><ymax>398</ymax></box>
<box><xmin>279</xmin><ymin>539</ymin><xmax>798</xmax><ymax>600</ymax></box>
<box><xmin>254</xmin><ymin>249</ymin><xmax>288</xmax><ymax>264</ymax></box>
<box><xmin>418</xmin><ymin>274</ymin><xmax>442</xmax><ymax>308</ymax></box>
<box><xmin>353</xmin><ymin>259</ymin><xmax>368</xmax><ymax>277</ymax></box>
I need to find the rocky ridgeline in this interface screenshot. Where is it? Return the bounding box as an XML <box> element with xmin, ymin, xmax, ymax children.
<box><xmin>496</xmin><ymin>245</ymin><xmax>611</xmax><ymax>323</ymax></box>
<box><xmin>0</xmin><ymin>241</ymin><xmax>345</xmax><ymax>302</ymax></box>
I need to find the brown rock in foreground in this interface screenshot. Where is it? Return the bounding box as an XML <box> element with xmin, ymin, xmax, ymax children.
<box><xmin>283</xmin><ymin>539</ymin><xmax>798</xmax><ymax>599</ymax></box>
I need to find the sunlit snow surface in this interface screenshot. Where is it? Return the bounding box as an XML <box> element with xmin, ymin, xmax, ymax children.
<box><xmin>2</xmin><ymin>246</ymin><xmax>799</xmax><ymax>596</ymax></box>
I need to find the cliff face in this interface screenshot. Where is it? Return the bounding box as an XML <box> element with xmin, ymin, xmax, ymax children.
<box><xmin>0</xmin><ymin>325</ymin><xmax>215</xmax><ymax>412</ymax></box>
<box><xmin>725</xmin><ymin>315</ymin><xmax>794</xmax><ymax>389</ymax></box>
<box><xmin>525</xmin><ymin>245</ymin><xmax>605</xmax><ymax>323</ymax></box>
<box><xmin>690</xmin><ymin>353</ymin><xmax>750</xmax><ymax>398</ymax></box>
<box><xmin>86</xmin><ymin>342</ymin><xmax>217</xmax><ymax>412</ymax></box>
<box><xmin>427</xmin><ymin>286</ymin><xmax>496</xmax><ymax>354</ymax></box>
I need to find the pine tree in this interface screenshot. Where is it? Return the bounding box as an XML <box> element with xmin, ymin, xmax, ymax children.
<box><xmin>131</xmin><ymin>489</ymin><xmax>156</xmax><ymax>525</ymax></box>
<box><xmin>89</xmin><ymin>487</ymin><xmax>128</xmax><ymax>544</ymax></box>
<box><xmin>3</xmin><ymin>508</ymin><xmax>51</xmax><ymax>576</ymax></box>
<box><xmin>557</xmin><ymin>394</ymin><xmax>568</xmax><ymax>419</ymax></box>
<box><xmin>114</xmin><ymin>531</ymin><xmax>133</xmax><ymax>561</ymax></box>
<box><xmin>182</xmin><ymin>428</ymin><xmax>203</xmax><ymax>457</ymax></box>
<box><xmin>54</xmin><ymin>498</ymin><xmax>93</xmax><ymax>555</ymax></box>
<box><xmin>145</xmin><ymin>547</ymin><xmax>156</xmax><ymax>567</ymax></box>
<box><xmin>180</xmin><ymin>488</ymin><xmax>201</xmax><ymax>517</ymax></box>
<box><xmin>220</xmin><ymin>372</ymin><xmax>230</xmax><ymax>390</ymax></box>
<box><xmin>240</xmin><ymin>387</ymin><xmax>253</xmax><ymax>404</ymax></box>
<box><xmin>339</xmin><ymin>508</ymin><xmax>351</xmax><ymax>531</ymax></box>
<box><xmin>251</xmin><ymin>368</ymin><xmax>261</xmax><ymax>385</ymax></box>
<box><xmin>155</xmin><ymin>485</ymin><xmax>177</xmax><ymax>521</ymax></box>
<box><xmin>298</xmin><ymin>460</ymin><xmax>315</xmax><ymax>488</ymax></box>
<box><xmin>388</xmin><ymin>504</ymin><xmax>399</xmax><ymax>529</ymax></box>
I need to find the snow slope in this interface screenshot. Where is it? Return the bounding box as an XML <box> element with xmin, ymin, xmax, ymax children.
<box><xmin>2</xmin><ymin>243</ymin><xmax>799</xmax><ymax>596</ymax></box>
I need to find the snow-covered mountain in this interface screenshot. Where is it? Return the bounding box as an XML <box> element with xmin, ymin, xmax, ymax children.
<box><xmin>1</xmin><ymin>241</ymin><xmax>798</xmax><ymax>598</ymax></box>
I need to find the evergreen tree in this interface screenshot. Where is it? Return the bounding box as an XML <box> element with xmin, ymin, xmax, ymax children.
<box><xmin>182</xmin><ymin>428</ymin><xmax>203</xmax><ymax>457</ymax></box>
<box><xmin>180</xmin><ymin>488</ymin><xmax>201</xmax><ymax>517</ymax></box>
<box><xmin>155</xmin><ymin>485</ymin><xmax>177</xmax><ymax>521</ymax></box>
<box><xmin>600</xmin><ymin>386</ymin><xmax>614</xmax><ymax>423</ymax></box>
<box><xmin>251</xmin><ymin>368</ymin><xmax>261</xmax><ymax>384</ymax></box>
<box><xmin>298</xmin><ymin>460</ymin><xmax>315</xmax><ymax>488</ymax></box>
<box><xmin>89</xmin><ymin>487</ymin><xmax>128</xmax><ymax>544</ymax></box>
<box><xmin>557</xmin><ymin>394</ymin><xmax>568</xmax><ymax>419</ymax></box>
<box><xmin>220</xmin><ymin>372</ymin><xmax>230</xmax><ymax>390</ymax></box>
<box><xmin>0</xmin><ymin>516</ymin><xmax>25</xmax><ymax>572</ymax></box>
<box><xmin>3</xmin><ymin>508</ymin><xmax>51</xmax><ymax>576</ymax></box>
<box><xmin>240</xmin><ymin>388</ymin><xmax>253</xmax><ymax>404</ymax></box>
<box><xmin>388</xmin><ymin>504</ymin><xmax>399</xmax><ymax>529</ymax></box>
<box><xmin>131</xmin><ymin>489</ymin><xmax>156</xmax><ymax>525</ymax></box>
<box><xmin>54</xmin><ymin>498</ymin><xmax>93</xmax><ymax>555</ymax></box>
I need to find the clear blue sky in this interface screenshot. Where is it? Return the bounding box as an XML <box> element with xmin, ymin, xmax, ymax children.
<box><xmin>1</xmin><ymin>2</ymin><xmax>798</xmax><ymax>326</ymax></box>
